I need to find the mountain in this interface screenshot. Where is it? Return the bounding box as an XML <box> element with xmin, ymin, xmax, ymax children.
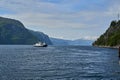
<box><xmin>50</xmin><ymin>38</ymin><xmax>93</xmax><ymax>46</ymax></box>
<box><xmin>30</xmin><ymin>30</ymin><xmax>52</xmax><ymax>45</ymax></box>
<box><xmin>0</xmin><ymin>17</ymin><xmax>39</xmax><ymax>44</ymax></box>
<box><xmin>93</xmin><ymin>20</ymin><xmax>120</xmax><ymax>48</ymax></box>
<box><xmin>69</xmin><ymin>39</ymin><xmax>93</xmax><ymax>46</ymax></box>
<box><xmin>50</xmin><ymin>38</ymin><xmax>69</xmax><ymax>45</ymax></box>
<box><xmin>0</xmin><ymin>16</ymin><xmax>52</xmax><ymax>45</ymax></box>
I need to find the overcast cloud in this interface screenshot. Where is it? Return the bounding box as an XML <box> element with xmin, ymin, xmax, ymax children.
<box><xmin>0</xmin><ymin>0</ymin><xmax>120</xmax><ymax>40</ymax></box>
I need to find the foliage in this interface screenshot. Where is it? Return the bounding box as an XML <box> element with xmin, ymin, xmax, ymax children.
<box><xmin>93</xmin><ymin>20</ymin><xmax>120</xmax><ymax>47</ymax></box>
<box><xmin>0</xmin><ymin>17</ymin><xmax>39</xmax><ymax>44</ymax></box>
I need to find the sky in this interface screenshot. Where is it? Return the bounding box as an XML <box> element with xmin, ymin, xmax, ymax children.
<box><xmin>0</xmin><ymin>0</ymin><xmax>120</xmax><ymax>40</ymax></box>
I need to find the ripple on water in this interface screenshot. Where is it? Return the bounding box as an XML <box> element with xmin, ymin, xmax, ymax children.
<box><xmin>0</xmin><ymin>45</ymin><xmax>120</xmax><ymax>80</ymax></box>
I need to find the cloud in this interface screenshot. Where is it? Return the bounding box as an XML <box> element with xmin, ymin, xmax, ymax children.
<box><xmin>1</xmin><ymin>12</ymin><xmax>98</xmax><ymax>29</ymax></box>
<box><xmin>0</xmin><ymin>0</ymin><xmax>120</xmax><ymax>40</ymax></box>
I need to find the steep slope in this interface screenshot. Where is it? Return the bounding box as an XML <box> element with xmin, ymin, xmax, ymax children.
<box><xmin>93</xmin><ymin>20</ymin><xmax>120</xmax><ymax>48</ymax></box>
<box><xmin>30</xmin><ymin>30</ymin><xmax>52</xmax><ymax>45</ymax></box>
<box><xmin>0</xmin><ymin>17</ymin><xmax>39</xmax><ymax>44</ymax></box>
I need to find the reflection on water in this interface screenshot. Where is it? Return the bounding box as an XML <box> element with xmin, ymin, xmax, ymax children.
<box><xmin>0</xmin><ymin>45</ymin><xmax>120</xmax><ymax>80</ymax></box>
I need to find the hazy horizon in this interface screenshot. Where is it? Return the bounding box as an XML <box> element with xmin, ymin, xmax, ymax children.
<box><xmin>0</xmin><ymin>0</ymin><xmax>120</xmax><ymax>40</ymax></box>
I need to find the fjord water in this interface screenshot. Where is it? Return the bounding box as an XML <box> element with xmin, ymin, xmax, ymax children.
<box><xmin>0</xmin><ymin>45</ymin><xmax>120</xmax><ymax>80</ymax></box>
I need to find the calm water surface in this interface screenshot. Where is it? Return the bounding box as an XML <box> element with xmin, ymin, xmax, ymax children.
<box><xmin>0</xmin><ymin>45</ymin><xmax>120</xmax><ymax>80</ymax></box>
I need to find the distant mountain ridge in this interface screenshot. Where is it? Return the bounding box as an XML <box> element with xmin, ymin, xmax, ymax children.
<box><xmin>50</xmin><ymin>38</ymin><xmax>93</xmax><ymax>46</ymax></box>
<box><xmin>50</xmin><ymin>38</ymin><xmax>69</xmax><ymax>45</ymax></box>
<box><xmin>93</xmin><ymin>20</ymin><xmax>120</xmax><ymax>48</ymax></box>
<box><xmin>0</xmin><ymin>16</ymin><xmax>52</xmax><ymax>45</ymax></box>
<box><xmin>69</xmin><ymin>39</ymin><xmax>93</xmax><ymax>46</ymax></box>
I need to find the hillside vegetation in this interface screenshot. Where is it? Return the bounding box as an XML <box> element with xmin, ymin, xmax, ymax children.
<box><xmin>0</xmin><ymin>17</ymin><xmax>52</xmax><ymax>45</ymax></box>
<box><xmin>93</xmin><ymin>20</ymin><xmax>120</xmax><ymax>48</ymax></box>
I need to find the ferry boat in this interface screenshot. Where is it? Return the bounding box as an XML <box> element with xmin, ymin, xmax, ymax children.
<box><xmin>34</xmin><ymin>42</ymin><xmax>47</xmax><ymax>47</ymax></box>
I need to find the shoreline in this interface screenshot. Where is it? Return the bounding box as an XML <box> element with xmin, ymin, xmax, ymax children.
<box><xmin>93</xmin><ymin>45</ymin><xmax>119</xmax><ymax>49</ymax></box>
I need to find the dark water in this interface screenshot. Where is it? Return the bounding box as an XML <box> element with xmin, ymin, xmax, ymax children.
<box><xmin>0</xmin><ymin>45</ymin><xmax>120</xmax><ymax>80</ymax></box>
